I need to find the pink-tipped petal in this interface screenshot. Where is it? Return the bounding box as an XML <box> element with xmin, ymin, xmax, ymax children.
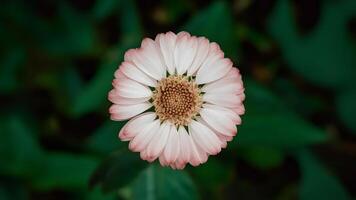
<box><xmin>119</xmin><ymin>61</ymin><xmax>157</xmax><ymax>87</ymax></box>
<box><xmin>174</xmin><ymin>32</ymin><xmax>198</xmax><ymax>75</ymax></box>
<box><xmin>187</xmin><ymin>37</ymin><xmax>210</xmax><ymax>76</ymax></box>
<box><xmin>162</xmin><ymin>125</ymin><xmax>180</xmax><ymax>164</ymax></box>
<box><xmin>156</xmin><ymin>32</ymin><xmax>177</xmax><ymax>75</ymax></box>
<box><xmin>108</xmin><ymin>89</ymin><xmax>150</xmax><ymax>105</ymax></box>
<box><xmin>118</xmin><ymin>112</ymin><xmax>156</xmax><ymax>141</ymax></box>
<box><xmin>129</xmin><ymin>120</ymin><xmax>160</xmax><ymax>152</ymax></box>
<box><xmin>112</xmin><ymin>77</ymin><xmax>152</xmax><ymax>99</ymax></box>
<box><xmin>189</xmin><ymin>120</ymin><xmax>221</xmax><ymax>155</ymax></box>
<box><xmin>196</xmin><ymin>58</ymin><xmax>233</xmax><ymax>84</ymax></box>
<box><xmin>110</xmin><ymin>102</ymin><xmax>152</xmax><ymax>121</ymax></box>
<box><xmin>145</xmin><ymin>121</ymin><xmax>171</xmax><ymax>161</ymax></box>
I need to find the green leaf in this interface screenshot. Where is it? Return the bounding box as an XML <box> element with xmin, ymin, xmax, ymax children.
<box><xmin>32</xmin><ymin>153</ymin><xmax>99</xmax><ymax>190</ymax></box>
<box><xmin>295</xmin><ymin>149</ymin><xmax>351</xmax><ymax>200</ymax></box>
<box><xmin>336</xmin><ymin>89</ymin><xmax>356</xmax><ymax>133</ymax></box>
<box><xmin>190</xmin><ymin>158</ymin><xmax>232</xmax><ymax>193</ymax></box>
<box><xmin>89</xmin><ymin>149</ymin><xmax>147</xmax><ymax>192</ymax></box>
<box><xmin>86</xmin><ymin>120</ymin><xmax>126</xmax><ymax>154</ymax></box>
<box><xmin>72</xmin><ymin>0</ymin><xmax>143</xmax><ymax>116</ymax></box>
<box><xmin>86</xmin><ymin>187</ymin><xmax>117</xmax><ymax>200</ymax></box>
<box><xmin>0</xmin><ymin>48</ymin><xmax>25</xmax><ymax>93</ymax></box>
<box><xmin>0</xmin><ymin>181</ymin><xmax>28</xmax><ymax>200</ymax></box>
<box><xmin>232</xmin><ymin>80</ymin><xmax>328</xmax><ymax>148</ymax></box>
<box><xmin>42</xmin><ymin>2</ymin><xmax>96</xmax><ymax>56</ymax></box>
<box><xmin>239</xmin><ymin>146</ymin><xmax>284</xmax><ymax>170</ymax></box>
<box><xmin>183</xmin><ymin>1</ymin><xmax>239</xmax><ymax>59</ymax></box>
<box><xmin>236</xmin><ymin>111</ymin><xmax>327</xmax><ymax>148</ymax></box>
<box><xmin>267</xmin><ymin>0</ymin><xmax>356</xmax><ymax>89</ymax></box>
<box><xmin>71</xmin><ymin>53</ymin><xmax>121</xmax><ymax>116</ymax></box>
<box><xmin>92</xmin><ymin>0</ymin><xmax>121</xmax><ymax>20</ymax></box>
<box><xmin>0</xmin><ymin>115</ymin><xmax>43</xmax><ymax>178</ymax></box>
<box><xmin>132</xmin><ymin>165</ymin><xmax>199</xmax><ymax>200</ymax></box>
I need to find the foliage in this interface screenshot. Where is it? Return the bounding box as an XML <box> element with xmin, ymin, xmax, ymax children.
<box><xmin>0</xmin><ymin>0</ymin><xmax>355</xmax><ymax>199</ymax></box>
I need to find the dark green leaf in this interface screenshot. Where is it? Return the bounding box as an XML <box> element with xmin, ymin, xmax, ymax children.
<box><xmin>132</xmin><ymin>165</ymin><xmax>199</xmax><ymax>200</ymax></box>
<box><xmin>42</xmin><ymin>2</ymin><xmax>96</xmax><ymax>56</ymax></box>
<box><xmin>236</xmin><ymin>112</ymin><xmax>327</xmax><ymax>148</ymax></box>
<box><xmin>296</xmin><ymin>149</ymin><xmax>350</xmax><ymax>200</ymax></box>
<box><xmin>232</xmin><ymin>80</ymin><xmax>328</xmax><ymax>148</ymax></box>
<box><xmin>71</xmin><ymin>53</ymin><xmax>121</xmax><ymax>116</ymax></box>
<box><xmin>239</xmin><ymin>146</ymin><xmax>284</xmax><ymax>170</ymax></box>
<box><xmin>0</xmin><ymin>115</ymin><xmax>43</xmax><ymax>178</ymax></box>
<box><xmin>267</xmin><ymin>0</ymin><xmax>356</xmax><ymax>89</ymax></box>
<box><xmin>89</xmin><ymin>149</ymin><xmax>147</xmax><ymax>192</ymax></box>
<box><xmin>0</xmin><ymin>48</ymin><xmax>25</xmax><ymax>93</ymax></box>
<box><xmin>32</xmin><ymin>153</ymin><xmax>99</xmax><ymax>190</ymax></box>
<box><xmin>92</xmin><ymin>0</ymin><xmax>121</xmax><ymax>20</ymax></box>
<box><xmin>190</xmin><ymin>158</ymin><xmax>232</xmax><ymax>192</ymax></box>
<box><xmin>336</xmin><ymin>89</ymin><xmax>356</xmax><ymax>133</ymax></box>
<box><xmin>183</xmin><ymin>1</ymin><xmax>239</xmax><ymax>59</ymax></box>
<box><xmin>86</xmin><ymin>120</ymin><xmax>126</xmax><ymax>154</ymax></box>
<box><xmin>0</xmin><ymin>181</ymin><xmax>28</xmax><ymax>200</ymax></box>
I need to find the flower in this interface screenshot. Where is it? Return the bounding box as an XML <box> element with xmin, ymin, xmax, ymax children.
<box><xmin>109</xmin><ymin>31</ymin><xmax>245</xmax><ymax>169</ymax></box>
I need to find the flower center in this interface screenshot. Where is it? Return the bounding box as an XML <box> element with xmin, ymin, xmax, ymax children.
<box><xmin>152</xmin><ymin>75</ymin><xmax>202</xmax><ymax>126</ymax></box>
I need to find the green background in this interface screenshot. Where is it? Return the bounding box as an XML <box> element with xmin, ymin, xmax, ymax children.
<box><xmin>1</xmin><ymin>0</ymin><xmax>355</xmax><ymax>199</ymax></box>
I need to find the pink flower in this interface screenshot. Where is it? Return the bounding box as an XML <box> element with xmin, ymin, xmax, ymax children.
<box><xmin>109</xmin><ymin>31</ymin><xmax>245</xmax><ymax>169</ymax></box>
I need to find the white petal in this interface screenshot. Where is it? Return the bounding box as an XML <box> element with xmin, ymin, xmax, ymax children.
<box><xmin>145</xmin><ymin>121</ymin><xmax>171</xmax><ymax>161</ymax></box>
<box><xmin>202</xmin><ymin>93</ymin><xmax>243</xmax><ymax>108</ymax></box>
<box><xmin>119</xmin><ymin>61</ymin><xmax>157</xmax><ymax>87</ymax></box>
<box><xmin>187</xmin><ymin>132</ymin><xmax>208</xmax><ymax>166</ymax></box>
<box><xmin>118</xmin><ymin>112</ymin><xmax>156</xmax><ymax>141</ymax></box>
<box><xmin>202</xmin><ymin>67</ymin><xmax>244</xmax><ymax>94</ymax></box>
<box><xmin>156</xmin><ymin>32</ymin><xmax>177</xmax><ymax>75</ymax></box>
<box><xmin>129</xmin><ymin>119</ymin><xmax>160</xmax><ymax>152</ymax></box>
<box><xmin>174</xmin><ymin>32</ymin><xmax>198</xmax><ymax>75</ymax></box>
<box><xmin>112</xmin><ymin>76</ymin><xmax>152</xmax><ymax>98</ymax></box>
<box><xmin>177</xmin><ymin>126</ymin><xmax>191</xmax><ymax>164</ymax></box>
<box><xmin>187</xmin><ymin>37</ymin><xmax>210</xmax><ymax>76</ymax></box>
<box><xmin>163</xmin><ymin>125</ymin><xmax>180</xmax><ymax>164</ymax></box>
<box><xmin>108</xmin><ymin>89</ymin><xmax>150</xmax><ymax>105</ymax></box>
<box><xmin>188</xmin><ymin>120</ymin><xmax>221</xmax><ymax>155</ymax></box>
<box><xmin>124</xmin><ymin>39</ymin><xmax>166</xmax><ymax>80</ymax></box>
<box><xmin>196</xmin><ymin>58</ymin><xmax>232</xmax><ymax>84</ymax></box>
<box><xmin>109</xmin><ymin>102</ymin><xmax>152</xmax><ymax>121</ymax></box>
<box><xmin>199</xmin><ymin>104</ymin><xmax>240</xmax><ymax>136</ymax></box>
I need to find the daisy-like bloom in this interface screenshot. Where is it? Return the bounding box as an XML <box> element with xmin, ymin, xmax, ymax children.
<box><xmin>109</xmin><ymin>31</ymin><xmax>245</xmax><ymax>169</ymax></box>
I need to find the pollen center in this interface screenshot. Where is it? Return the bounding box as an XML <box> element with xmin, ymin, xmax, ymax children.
<box><xmin>152</xmin><ymin>75</ymin><xmax>202</xmax><ymax>126</ymax></box>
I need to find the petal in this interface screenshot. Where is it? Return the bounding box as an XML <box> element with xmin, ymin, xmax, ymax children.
<box><xmin>199</xmin><ymin>104</ymin><xmax>240</xmax><ymax>136</ymax></box>
<box><xmin>145</xmin><ymin>121</ymin><xmax>171</xmax><ymax>162</ymax></box>
<box><xmin>118</xmin><ymin>112</ymin><xmax>156</xmax><ymax>141</ymax></box>
<box><xmin>196</xmin><ymin>57</ymin><xmax>233</xmax><ymax>84</ymax></box>
<box><xmin>156</xmin><ymin>32</ymin><xmax>177</xmax><ymax>75</ymax></box>
<box><xmin>124</xmin><ymin>39</ymin><xmax>166</xmax><ymax>80</ymax></box>
<box><xmin>202</xmin><ymin>92</ymin><xmax>243</xmax><ymax>108</ymax></box>
<box><xmin>109</xmin><ymin>102</ymin><xmax>152</xmax><ymax>121</ymax></box>
<box><xmin>187</xmin><ymin>131</ymin><xmax>208</xmax><ymax>166</ymax></box>
<box><xmin>174</xmin><ymin>32</ymin><xmax>198</xmax><ymax>75</ymax></box>
<box><xmin>108</xmin><ymin>89</ymin><xmax>150</xmax><ymax>105</ymax></box>
<box><xmin>162</xmin><ymin>125</ymin><xmax>180</xmax><ymax>164</ymax></box>
<box><xmin>176</xmin><ymin>126</ymin><xmax>191</xmax><ymax>164</ymax></box>
<box><xmin>129</xmin><ymin>119</ymin><xmax>160</xmax><ymax>152</ymax></box>
<box><xmin>119</xmin><ymin>61</ymin><xmax>157</xmax><ymax>87</ymax></box>
<box><xmin>187</xmin><ymin>37</ymin><xmax>210</xmax><ymax>76</ymax></box>
<box><xmin>188</xmin><ymin>120</ymin><xmax>221</xmax><ymax>155</ymax></box>
<box><xmin>202</xmin><ymin>67</ymin><xmax>244</xmax><ymax>94</ymax></box>
<box><xmin>112</xmin><ymin>76</ymin><xmax>152</xmax><ymax>98</ymax></box>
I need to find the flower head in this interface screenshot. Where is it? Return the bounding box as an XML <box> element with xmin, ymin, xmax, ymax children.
<box><xmin>109</xmin><ymin>31</ymin><xmax>245</xmax><ymax>169</ymax></box>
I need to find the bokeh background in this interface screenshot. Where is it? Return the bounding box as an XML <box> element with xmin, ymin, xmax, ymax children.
<box><xmin>1</xmin><ymin>0</ymin><xmax>356</xmax><ymax>199</ymax></box>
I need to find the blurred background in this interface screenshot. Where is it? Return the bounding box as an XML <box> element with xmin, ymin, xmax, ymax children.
<box><xmin>1</xmin><ymin>0</ymin><xmax>356</xmax><ymax>199</ymax></box>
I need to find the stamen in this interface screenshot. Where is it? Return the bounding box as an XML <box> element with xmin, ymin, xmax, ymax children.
<box><xmin>152</xmin><ymin>75</ymin><xmax>202</xmax><ymax>126</ymax></box>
